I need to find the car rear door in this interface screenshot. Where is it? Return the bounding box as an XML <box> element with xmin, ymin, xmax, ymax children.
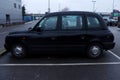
<box><xmin>55</xmin><ymin>14</ymin><xmax>86</xmax><ymax>52</ymax></box>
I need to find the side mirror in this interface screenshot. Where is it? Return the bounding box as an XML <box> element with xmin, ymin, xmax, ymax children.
<box><xmin>35</xmin><ymin>27</ymin><xmax>42</xmax><ymax>32</ymax></box>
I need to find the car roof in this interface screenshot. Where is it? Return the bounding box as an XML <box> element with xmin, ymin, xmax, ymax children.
<box><xmin>45</xmin><ymin>11</ymin><xmax>99</xmax><ymax>16</ymax></box>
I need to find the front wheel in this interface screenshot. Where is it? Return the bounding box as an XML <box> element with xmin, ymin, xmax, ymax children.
<box><xmin>11</xmin><ymin>44</ymin><xmax>26</xmax><ymax>58</ymax></box>
<box><xmin>87</xmin><ymin>43</ymin><xmax>103</xmax><ymax>58</ymax></box>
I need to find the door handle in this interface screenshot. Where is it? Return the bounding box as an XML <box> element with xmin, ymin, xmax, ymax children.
<box><xmin>81</xmin><ymin>36</ymin><xmax>85</xmax><ymax>39</ymax></box>
<box><xmin>51</xmin><ymin>37</ymin><xmax>56</xmax><ymax>40</ymax></box>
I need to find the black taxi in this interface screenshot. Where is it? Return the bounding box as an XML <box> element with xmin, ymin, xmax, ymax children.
<box><xmin>4</xmin><ymin>11</ymin><xmax>115</xmax><ymax>58</ymax></box>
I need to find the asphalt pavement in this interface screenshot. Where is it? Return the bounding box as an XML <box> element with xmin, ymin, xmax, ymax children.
<box><xmin>0</xmin><ymin>24</ymin><xmax>120</xmax><ymax>80</ymax></box>
<box><xmin>109</xmin><ymin>27</ymin><xmax>120</xmax><ymax>56</ymax></box>
<box><xmin>0</xmin><ymin>50</ymin><xmax>120</xmax><ymax>80</ymax></box>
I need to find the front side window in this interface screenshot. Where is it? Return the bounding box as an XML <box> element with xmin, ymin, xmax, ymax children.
<box><xmin>87</xmin><ymin>16</ymin><xmax>101</xmax><ymax>28</ymax></box>
<box><xmin>62</xmin><ymin>15</ymin><xmax>83</xmax><ymax>30</ymax></box>
<box><xmin>38</xmin><ymin>16</ymin><xmax>57</xmax><ymax>30</ymax></box>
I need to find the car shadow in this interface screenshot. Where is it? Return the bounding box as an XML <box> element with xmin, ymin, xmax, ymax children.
<box><xmin>6</xmin><ymin>51</ymin><xmax>109</xmax><ymax>64</ymax></box>
<box><xmin>27</xmin><ymin>51</ymin><xmax>86</xmax><ymax>59</ymax></box>
<box><xmin>1</xmin><ymin>51</ymin><xmax>118</xmax><ymax>64</ymax></box>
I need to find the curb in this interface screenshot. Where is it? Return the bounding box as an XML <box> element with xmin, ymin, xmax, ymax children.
<box><xmin>0</xmin><ymin>48</ymin><xmax>6</xmax><ymax>56</ymax></box>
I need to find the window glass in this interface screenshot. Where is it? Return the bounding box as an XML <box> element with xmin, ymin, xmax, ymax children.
<box><xmin>62</xmin><ymin>15</ymin><xmax>83</xmax><ymax>29</ymax></box>
<box><xmin>87</xmin><ymin>16</ymin><xmax>100</xmax><ymax>28</ymax></box>
<box><xmin>14</xmin><ymin>3</ymin><xmax>17</xmax><ymax>8</ymax></box>
<box><xmin>18</xmin><ymin>5</ymin><xmax>21</xmax><ymax>9</ymax></box>
<box><xmin>38</xmin><ymin>16</ymin><xmax>57</xmax><ymax>30</ymax></box>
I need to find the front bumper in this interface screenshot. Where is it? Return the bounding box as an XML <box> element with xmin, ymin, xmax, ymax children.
<box><xmin>4</xmin><ymin>44</ymin><xmax>10</xmax><ymax>51</ymax></box>
<box><xmin>103</xmin><ymin>42</ymin><xmax>115</xmax><ymax>50</ymax></box>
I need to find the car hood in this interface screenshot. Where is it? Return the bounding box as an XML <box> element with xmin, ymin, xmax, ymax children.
<box><xmin>9</xmin><ymin>30</ymin><xmax>29</xmax><ymax>35</ymax></box>
<box><xmin>8</xmin><ymin>30</ymin><xmax>39</xmax><ymax>37</ymax></box>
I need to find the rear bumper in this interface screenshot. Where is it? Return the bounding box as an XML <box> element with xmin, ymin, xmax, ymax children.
<box><xmin>103</xmin><ymin>42</ymin><xmax>115</xmax><ymax>50</ymax></box>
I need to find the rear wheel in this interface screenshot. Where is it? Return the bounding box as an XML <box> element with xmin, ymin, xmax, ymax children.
<box><xmin>11</xmin><ymin>44</ymin><xmax>26</xmax><ymax>58</ymax></box>
<box><xmin>87</xmin><ymin>43</ymin><xmax>103</xmax><ymax>58</ymax></box>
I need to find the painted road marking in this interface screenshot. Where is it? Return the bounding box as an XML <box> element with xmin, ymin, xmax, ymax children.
<box><xmin>0</xmin><ymin>48</ymin><xmax>6</xmax><ymax>56</ymax></box>
<box><xmin>0</xmin><ymin>62</ymin><xmax>120</xmax><ymax>66</ymax></box>
<box><xmin>108</xmin><ymin>50</ymin><xmax>120</xmax><ymax>60</ymax></box>
<box><xmin>25</xmin><ymin>20</ymin><xmax>37</xmax><ymax>24</ymax></box>
<box><xmin>0</xmin><ymin>50</ymin><xmax>120</xmax><ymax>66</ymax></box>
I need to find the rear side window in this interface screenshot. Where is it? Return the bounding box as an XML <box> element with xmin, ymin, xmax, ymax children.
<box><xmin>87</xmin><ymin>16</ymin><xmax>101</xmax><ymax>29</ymax></box>
<box><xmin>62</xmin><ymin>15</ymin><xmax>83</xmax><ymax>30</ymax></box>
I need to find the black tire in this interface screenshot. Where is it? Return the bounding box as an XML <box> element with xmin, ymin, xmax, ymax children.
<box><xmin>11</xmin><ymin>44</ymin><xmax>26</xmax><ymax>58</ymax></box>
<box><xmin>86</xmin><ymin>43</ymin><xmax>103</xmax><ymax>58</ymax></box>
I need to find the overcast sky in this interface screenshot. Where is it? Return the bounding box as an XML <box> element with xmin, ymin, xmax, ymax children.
<box><xmin>22</xmin><ymin>0</ymin><xmax>120</xmax><ymax>14</ymax></box>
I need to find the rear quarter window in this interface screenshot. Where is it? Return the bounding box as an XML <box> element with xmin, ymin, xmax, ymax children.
<box><xmin>87</xmin><ymin>16</ymin><xmax>101</xmax><ymax>29</ymax></box>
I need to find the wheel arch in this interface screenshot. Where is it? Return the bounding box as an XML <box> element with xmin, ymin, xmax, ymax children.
<box><xmin>87</xmin><ymin>39</ymin><xmax>104</xmax><ymax>49</ymax></box>
<box><xmin>86</xmin><ymin>39</ymin><xmax>104</xmax><ymax>58</ymax></box>
<box><xmin>9</xmin><ymin>39</ymin><xmax>28</xmax><ymax>51</ymax></box>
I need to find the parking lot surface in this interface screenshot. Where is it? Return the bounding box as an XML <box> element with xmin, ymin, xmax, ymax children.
<box><xmin>1</xmin><ymin>24</ymin><xmax>120</xmax><ymax>80</ymax></box>
<box><xmin>0</xmin><ymin>50</ymin><xmax>120</xmax><ymax>80</ymax></box>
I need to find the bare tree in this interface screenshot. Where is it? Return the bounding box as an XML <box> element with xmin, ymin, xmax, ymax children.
<box><xmin>61</xmin><ymin>7</ymin><xmax>69</xmax><ymax>11</ymax></box>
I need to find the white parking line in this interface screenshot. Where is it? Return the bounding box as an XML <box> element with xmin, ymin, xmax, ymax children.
<box><xmin>0</xmin><ymin>62</ymin><xmax>120</xmax><ymax>66</ymax></box>
<box><xmin>0</xmin><ymin>50</ymin><xmax>120</xmax><ymax>67</ymax></box>
<box><xmin>108</xmin><ymin>50</ymin><xmax>120</xmax><ymax>60</ymax></box>
<box><xmin>0</xmin><ymin>48</ymin><xmax>6</xmax><ymax>56</ymax></box>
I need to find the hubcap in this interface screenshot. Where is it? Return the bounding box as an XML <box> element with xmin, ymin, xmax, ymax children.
<box><xmin>90</xmin><ymin>46</ymin><xmax>100</xmax><ymax>55</ymax></box>
<box><xmin>14</xmin><ymin>46</ymin><xmax>23</xmax><ymax>55</ymax></box>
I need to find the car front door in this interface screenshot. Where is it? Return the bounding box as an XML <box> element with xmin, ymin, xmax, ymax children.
<box><xmin>28</xmin><ymin>16</ymin><xmax>59</xmax><ymax>52</ymax></box>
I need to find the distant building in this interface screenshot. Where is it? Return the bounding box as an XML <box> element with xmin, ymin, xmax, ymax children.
<box><xmin>97</xmin><ymin>12</ymin><xmax>111</xmax><ymax>17</ymax></box>
<box><xmin>98</xmin><ymin>10</ymin><xmax>120</xmax><ymax>20</ymax></box>
<box><xmin>0</xmin><ymin>0</ymin><xmax>22</xmax><ymax>25</ymax></box>
<box><xmin>97</xmin><ymin>12</ymin><xmax>111</xmax><ymax>19</ymax></box>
